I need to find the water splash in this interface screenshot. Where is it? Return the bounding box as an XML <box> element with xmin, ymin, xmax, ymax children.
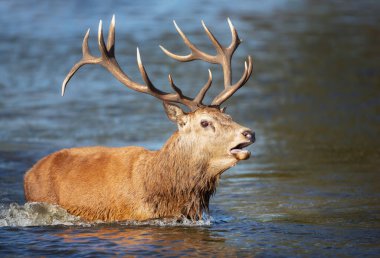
<box><xmin>0</xmin><ymin>202</ymin><xmax>212</xmax><ymax>227</ymax></box>
<box><xmin>0</xmin><ymin>202</ymin><xmax>82</xmax><ymax>227</ymax></box>
<box><xmin>120</xmin><ymin>216</ymin><xmax>212</xmax><ymax>227</ymax></box>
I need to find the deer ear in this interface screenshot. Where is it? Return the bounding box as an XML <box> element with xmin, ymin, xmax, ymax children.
<box><xmin>163</xmin><ymin>102</ymin><xmax>187</xmax><ymax>125</ymax></box>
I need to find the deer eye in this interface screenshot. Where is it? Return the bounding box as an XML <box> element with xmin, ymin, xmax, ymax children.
<box><xmin>200</xmin><ymin>120</ymin><xmax>210</xmax><ymax>128</ymax></box>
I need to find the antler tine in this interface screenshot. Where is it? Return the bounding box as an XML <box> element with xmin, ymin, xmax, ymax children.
<box><xmin>136</xmin><ymin>48</ymin><xmax>166</xmax><ymax>96</ymax></box>
<box><xmin>106</xmin><ymin>14</ymin><xmax>116</xmax><ymax>55</ymax></box>
<box><xmin>97</xmin><ymin>20</ymin><xmax>109</xmax><ymax>60</ymax></box>
<box><xmin>158</xmin><ymin>21</ymin><xmax>194</xmax><ymax>62</ymax></box>
<box><xmin>82</xmin><ymin>29</ymin><xmax>94</xmax><ymax>59</ymax></box>
<box><xmin>168</xmin><ymin>74</ymin><xmax>183</xmax><ymax>96</ymax></box>
<box><xmin>244</xmin><ymin>55</ymin><xmax>253</xmax><ymax>83</ymax></box>
<box><xmin>201</xmin><ymin>19</ymin><xmax>233</xmax><ymax>89</ymax></box>
<box><xmin>61</xmin><ymin>29</ymin><xmax>101</xmax><ymax>96</ymax></box>
<box><xmin>226</xmin><ymin>18</ymin><xmax>241</xmax><ymax>54</ymax></box>
<box><xmin>193</xmin><ymin>69</ymin><xmax>213</xmax><ymax>105</ymax></box>
<box><xmin>159</xmin><ymin>20</ymin><xmax>217</xmax><ymax>63</ymax></box>
<box><xmin>211</xmin><ymin>55</ymin><xmax>253</xmax><ymax>105</ymax></box>
<box><xmin>201</xmin><ymin>20</ymin><xmax>224</xmax><ymax>55</ymax></box>
<box><xmin>62</xmin><ymin>19</ymin><xmax>112</xmax><ymax>97</ymax></box>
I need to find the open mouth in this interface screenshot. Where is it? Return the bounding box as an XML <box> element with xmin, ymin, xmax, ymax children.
<box><xmin>230</xmin><ymin>142</ymin><xmax>253</xmax><ymax>160</ymax></box>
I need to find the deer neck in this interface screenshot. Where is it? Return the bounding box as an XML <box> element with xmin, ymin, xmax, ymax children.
<box><xmin>142</xmin><ymin>131</ymin><xmax>219</xmax><ymax>220</ymax></box>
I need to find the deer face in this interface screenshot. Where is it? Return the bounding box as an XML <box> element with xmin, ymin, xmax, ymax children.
<box><xmin>164</xmin><ymin>103</ymin><xmax>255</xmax><ymax>170</ymax></box>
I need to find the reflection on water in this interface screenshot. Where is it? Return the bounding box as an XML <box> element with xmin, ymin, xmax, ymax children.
<box><xmin>55</xmin><ymin>225</ymin><xmax>230</xmax><ymax>257</ymax></box>
<box><xmin>1</xmin><ymin>0</ymin><xmax>380</xmax><ymax>256</ymax></box>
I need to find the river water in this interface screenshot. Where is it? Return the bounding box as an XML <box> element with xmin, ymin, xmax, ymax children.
<box><xmin>0</xmin><ymin>0</ymin><xmax>379</xmax><ymax>256</ymax></box>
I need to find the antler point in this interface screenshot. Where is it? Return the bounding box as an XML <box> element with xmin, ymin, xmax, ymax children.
<box><xmin>201</xmin><ymin>20</ymin><xmax>206</xmax><ymax>28</ymax></box>
<box><xmin>98</xmin><ymin>20</ymin><xmax>103</xmax><ymax>34</ymax></box>
<box><xmin>61</xmin><ymin>81</ymin><xmax>67</xmax><ymax>96</ymax></box>
<box><xmin>84</xmin><ymin>29</ymin><xmax>91</xmax><ymax>41</ymax></box>
<box><xmin>173</xmin><ymin>20</ymin><xmax>181</xmax><ymax>32</ymax></box>
<box><xmin>136</xmin><ymin>48</ymin><xmax>144</xmax><ymax>67</ymax></box>
<box><xmin>227</xmin><ymin>17</ymin><xmax>233</xmax><ymax>27</ymax></box>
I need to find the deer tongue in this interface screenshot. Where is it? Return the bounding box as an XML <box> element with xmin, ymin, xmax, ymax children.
<box><xmin>230</xmin><ymin>142</ymin><xmax>252</xmax><ymax>160</ymax></box>
<box><xmin>231</xmin><ymin>149</ymin><xmax>251</xmax><ymax>160</ymax></box>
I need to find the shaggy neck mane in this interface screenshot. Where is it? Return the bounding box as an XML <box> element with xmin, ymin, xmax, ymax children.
<box><xmin>142</xmin><ymin>131</ymin><xmax>219</xmax><ymax>220</ymax></box>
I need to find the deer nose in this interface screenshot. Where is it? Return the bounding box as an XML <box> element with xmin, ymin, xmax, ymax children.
<box><xmin>242</xmin><ymin>130</ymin><xmax>255</xmax><ymax>143</ymax></box>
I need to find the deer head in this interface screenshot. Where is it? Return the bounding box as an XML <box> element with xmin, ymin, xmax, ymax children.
<box><xmin>163</xmin><ymin>103</ymin><xmax>254</xmax><ymax>172</ymax></box>
<box><xmin>61</xmin><ymin>15</ymin><xmax>255</xmax><ymax>167</ymax></box>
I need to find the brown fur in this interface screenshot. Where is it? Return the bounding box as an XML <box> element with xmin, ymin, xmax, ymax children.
<box><xmin>24</xmin><ymin>106</ymin><xmax>253</xmax><ymax>222</ymax></box>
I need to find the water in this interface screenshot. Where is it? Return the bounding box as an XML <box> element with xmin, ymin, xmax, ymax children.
<box><xmin>1</xmin><ymin>0</ymin><xmax>380</xmax><ymax>256</ymax></box>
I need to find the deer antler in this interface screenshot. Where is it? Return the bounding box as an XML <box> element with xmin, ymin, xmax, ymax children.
<box><xmin>62</xmin><ymin>15</ymin><xmax>212</xmax><ymax>111</ymax></box>
<box><xmin>160</xmin><ymin>18</ymin><xmax>253</xmax><ymax>105</ymax></box>
<box><xmin>62</xmin><ymin>16</ymin><xmax>252</xmax><ymax>110</ymax></box>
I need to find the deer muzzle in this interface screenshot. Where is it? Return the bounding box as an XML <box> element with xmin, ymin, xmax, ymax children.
<box><xmin>230</xmin><ymin>130</ymin><xmax>255</xmax><ymax>160</ymax></box>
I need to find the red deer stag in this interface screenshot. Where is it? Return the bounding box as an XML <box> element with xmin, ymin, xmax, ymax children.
<box><xmin>24</xmin><ymin>16</ymin><xmax>255</xmax><ymax>222</ymax></box>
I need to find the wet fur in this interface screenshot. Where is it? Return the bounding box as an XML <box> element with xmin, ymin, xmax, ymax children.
<box><xmin>24</xmin><ymin>132</ymin><xmax>222</xmax><ymax>221</ymax></box>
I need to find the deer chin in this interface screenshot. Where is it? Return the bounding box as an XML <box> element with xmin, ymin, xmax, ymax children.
<box><xmin>229</xmin><ymin>142</ymin><xmax>252</xmax><ymax>160</ymax></box>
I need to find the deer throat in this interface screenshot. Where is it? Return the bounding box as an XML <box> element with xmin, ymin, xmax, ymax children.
<box><xmin>142</xmin><ymin>133</ymin><xmax>222</xmax><ymax>220</ymax></box>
